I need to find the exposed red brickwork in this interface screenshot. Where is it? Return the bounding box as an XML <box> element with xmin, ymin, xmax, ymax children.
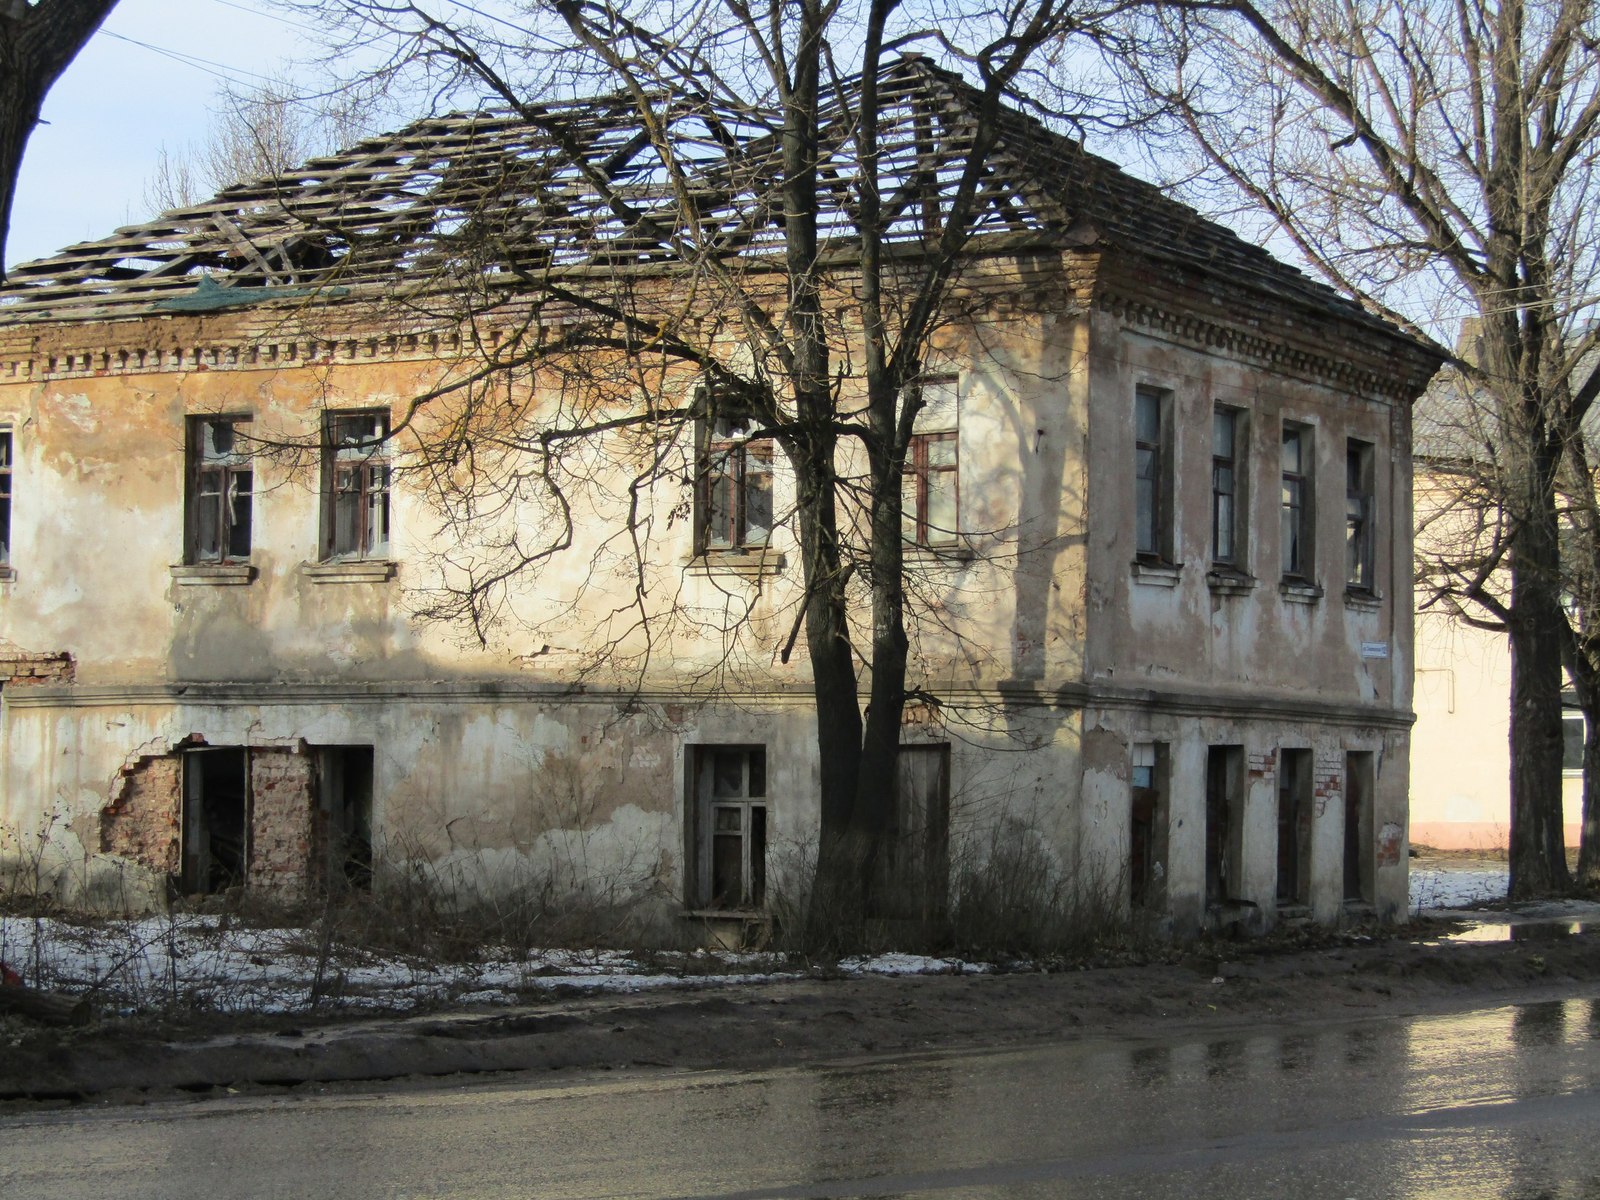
<box><xmin>100</xmin><ymin>754</ymin><xmax>181</xmax><ymax>874</ymax></box>
<box><xmin>249</xmin><ymin>748</ymin><xmax>315</xmax><ymax>902</ymax></box>
<box><xmin>1313</xmin><ymin>752</ymin><xmax>1344</xmax><ymax>820</ymax></box>
<box><xmin>0</xmin><ymin>648</ymin><xmax>73</xmax><ymax>686</ymax></box>
<box><xmin>1377</xmin><ymin>821</ymin><xmax>1405</xmax><ymax>867</ymax></box>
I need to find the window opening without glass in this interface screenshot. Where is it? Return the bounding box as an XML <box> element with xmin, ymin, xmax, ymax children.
<box><xmin>323</xmin><ymin>412</ymin><xmax>390</xmax><ymax>560</ymax></box>
<box><xmin>188</xmin><ymin>417</ymin><xmax>252</xmax><ymax>564</ymax></box>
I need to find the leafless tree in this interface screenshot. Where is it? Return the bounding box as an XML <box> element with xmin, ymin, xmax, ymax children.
<box><xmin>0</xmin><ymin>0</ymin><xmax>120</xmax><ymax>281</ymax></box>
<box><xmin>1115</xmin><ymin>0</ymin><xmax>1600</xmax><ymax>898</ymax></box>
<box><xmin>144</xmin><ymin>75</ymin><xmax>380</xmax><ymax>213</ymax></box>
<box><xmin>285</xmin><ymin>0</ymin><xmax>1132</xmax><ymax>933</ymax></box>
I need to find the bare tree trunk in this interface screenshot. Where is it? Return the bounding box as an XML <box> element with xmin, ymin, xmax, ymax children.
<box><xmin>0</xmin><ymin>0</ymin><xmax>120</xmax><ymax>279</ymax></box>
<box><xmin>1508</xmin><ymin>567</ymin><xmax>1572</xmax><ymax>896</ymax></box>
<box><xmin>1580</xmin><ymin>712</ymin><xmax>1600</xmax><ymax>887</ymax></box>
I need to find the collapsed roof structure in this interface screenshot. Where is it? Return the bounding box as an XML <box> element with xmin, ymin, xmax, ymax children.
<box><xmin>3</xmin><ymin>56</ymin><xmax>1384</xmax><ymax>340</ymax></box>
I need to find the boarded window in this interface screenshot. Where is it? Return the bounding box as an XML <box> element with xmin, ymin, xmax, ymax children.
<box><xmin>883</xmin><ymin>743</ymin><xmax>951</xmax><ymax>919</ymax></box>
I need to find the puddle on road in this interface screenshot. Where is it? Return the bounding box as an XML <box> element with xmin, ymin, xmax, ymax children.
<box><xmin>1442</xmin><ymin>921</ymin><xmax>1594</xmax><ymax>943</ymax></box>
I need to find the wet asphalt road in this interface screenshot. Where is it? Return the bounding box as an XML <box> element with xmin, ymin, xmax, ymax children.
<box><xmin>5</xmin><ymin>996</ymin><xmax>1600</xmax><ymax>1199</ymax></box>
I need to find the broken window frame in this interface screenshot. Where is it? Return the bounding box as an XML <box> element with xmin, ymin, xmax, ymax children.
<box><xmin>690</xmin><ymin>745</ymin><xmax>768</xmax><ymax>911</ymax></box>
<box><xmin>1280</xmin><ymin>422</ymin><xmax>1314</xmax><ymax>581</ymax></box>
<box><xmin>1345</xmin><ymin>438</ymin><xmax>1376</xmax><ymax>593</ymax></box>
<box><xmin>1135</xmin><ymin>386</ymin><xmax>1174</xmax><ymax>562</ymax></box>
<box><xmin>696</xmin><ymin>417</ymin><xmax>774</xmax><ymax>554</ymax></box>
<box><xmin>186</xmin><ymin>416</ymin><xmax>253</xmax><ymax>565</ymax></box>
<box><xmin>321</xmin><ymin>411</ymin><xmax>391</xmax><ymax>561</ymax></box>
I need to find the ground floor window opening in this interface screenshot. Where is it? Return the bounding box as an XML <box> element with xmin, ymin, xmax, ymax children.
<box><xmin>690</xmin><ymin>746</ymin><xmax>768</xmax><ymax>911</ymax></box>
<box><xmin>883</xmin><ymin>743</ymin><xmax>951</xmax><ymax>921</ymax></box>
<box><xmin>1277</xmin><ymin>748</ymin><xmax>1313</xmax><ymax>907</ymax></box>
<box><xmin>1344</xmin><ymin>751</ymin><xmax>1375</xmax><ymax>904</ymax></box>
<box><xmin>182</xmin><ymin>747</ymin><xmax>249</xmax><ymax>894</ymax></box>
<box><xmin>1205</xmin><ymin>745</ymin><xmax>1245</xmax><ymax>905</ymax></box>
<box><xmin>1131</xmin><ymin>742</ymin><xmax>1169</xmax><ymax>909</ymax></box>
<box><xmin>317</xmin><ymin>746</ymin><xmax>374</xmax><ymax>891</ymax></box>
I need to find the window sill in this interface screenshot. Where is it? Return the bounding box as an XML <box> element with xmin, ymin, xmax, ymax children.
<box><xmin>1207</xmin><ymin>569</ymin><xmax>1257</xmax><ymax>596</ymax></box>
<box><xmin>170</xmin><ymin>563</ymin><xmax>254</xmax><ymax>586</ymax></box>
<box><xmin>302</xmin><ymin>559</ymin><xmax>397</xmax><ymax>584</ymax></box>
<box><xmin>906</xmin><ymin>540</ymin><xmax>975</xmax><ymax>564</ymax></box>
<box><xmin>1279</xmin><ymin>579</ymin><xmax>1324</xmax><ymax>604</ymax></box>
<box><xmin>1344</xmin><ymin>587</ymin><xmax>1382</xmax><ymax>611</ymax></box>
<box><xmin>0</xmin><ymin>564</ymin><xmax>16</xmax><ymax>583</ymax></box>
<box><xmin>682</xmin><ymin>908</ymin><xmax>770</xmax><ymax>921</ymax></box>
<box><xmin>685</xmin><ymin>550</ymin><xmax>786</xmax><ymax>578</ymax></box>
<box><xmin>1131</xmin><ymin>560</ymin><xmax>1182</xmax><ymax>587</ymax></box>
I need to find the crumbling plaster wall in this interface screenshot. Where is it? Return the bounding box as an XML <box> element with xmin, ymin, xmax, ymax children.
<box><xmin>1081</xmin><ymin>303</ymin><xmax>1414</xmax><ymax>715</ymax></box>
<box><xmin>1</xmin><ymin>682</ymin><xmax>1091</xmax><ymax>916</ymax></box>
<box><xmin>1077</xmin><ymin>707</ymin><xmax>1410</xmax><ymax>932</ymax></box>
<box><xmin>0</xmin><ymin>294</ymin><xmax>1094</xmax><ymax>703</ymax></box>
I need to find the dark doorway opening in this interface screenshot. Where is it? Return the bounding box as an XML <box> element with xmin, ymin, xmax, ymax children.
<box><xmin>1277</xmin><ymin>748</ymin><xmax>1313</xmax><ymax>906</ymax></box>
<box><xmin>1344</xmin><ymin>751</ymin><xmax>1375</xmax><ymax>903</ymax></box>
<box><xmin>1205</xmin><ymin>745</ymin><xmax>1244</xmax><ymax>904</ymax></box>
<box><xmin>1131</xmin><ymin>742</ymin><xmax>1169</xmax><ymax>909</ymax></box>
<box><xmin>886</xmin><ymin>743</ymin><xmax>952</xmax><ymax>921</ymax></box>
<box><xmin>182</xmin><ymin>747</ymin><xmax>248</xmax><ymax>894</ymax></box>
<box><xmin>318</xmin><ymin>746</ymin><xmax>374</xmax><ymax>890</ymax></box>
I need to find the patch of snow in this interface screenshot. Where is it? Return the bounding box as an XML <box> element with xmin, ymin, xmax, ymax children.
<box><xmin>838</xmin><ymin>953</ymin><xmax>992</xmax><ymax>977</ymax></box>
<box><xmin>1409</xmin><ymin>864</ymin><xmax>1509</xmax><ymax>912</ymax></box>
<box><xmin>0</xmin><ymin>914</ymin><xmax>798</xmax><ymax>1016</ymax></box>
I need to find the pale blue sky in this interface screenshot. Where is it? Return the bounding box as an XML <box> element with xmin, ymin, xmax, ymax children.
<box><xmin>10</xmin><ymin>0</ymin><xmax>319</xmax><ymax>266</ymax></box>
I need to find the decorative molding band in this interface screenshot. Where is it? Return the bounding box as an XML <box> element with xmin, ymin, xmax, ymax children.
<box><xmin>4</xmin><ymin>676</ymin><xmax>1415</xmax><ymax>731</ymax></box>
<box><xmin>1095</xmin><ymin>289</ymin><xmax>1434</xmax><ymax>403</ymax></box>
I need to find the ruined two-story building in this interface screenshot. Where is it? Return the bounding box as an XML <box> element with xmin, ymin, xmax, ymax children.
<box><xmin>0</xmin><ymin>59</ymin><xmax>1441</xmax><ymax>933</ymax></box>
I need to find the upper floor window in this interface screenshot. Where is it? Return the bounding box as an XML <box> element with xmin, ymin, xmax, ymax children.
<box><xmin>187</xmin><ymin>416</ymin><xmax>252</xmax><ymax>564</ymax></box>
<box><xmin>1346</xmin><ymin>439</ymin><xmax>1376</xmax><ymax>592</ymax></box>
<box><xmin>1135</xmin><ymin>386</ymin><xmax>1173</xmax><ymax>562</ymax></box>
<box><xmin>697</xmin><ymin>416</ymin><xmax>772</xmax><ymax>552</ymax></box>
<box><xmin>1280</xmin><ymin>422</ymin><xmax>1313</xmax><ymax>580</ymax></box>
<box><xmin>904</xmin><ymin>377</ymin><xmax>959</xmax><ymax>548</ymax></box>
<box><xmin>1212</xmin><ymin>408</ymin><xmax>1243</xmax><ymax>568</ymax></box>
<box><xmin>322</xmin><ymin>411</ymin><xmax>390</xmax><ymax>561</ymax></box>
<box><xmin>0</xmin><ymin>429</ymin><xmax>13</xmax><ymax>568</ymax></box>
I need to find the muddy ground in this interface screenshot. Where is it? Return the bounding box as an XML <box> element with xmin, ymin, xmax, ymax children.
<box><xmin>4</xmin><ymin>912</ymin><xmax>1598</xmax><ymax>1111</ymax></box>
